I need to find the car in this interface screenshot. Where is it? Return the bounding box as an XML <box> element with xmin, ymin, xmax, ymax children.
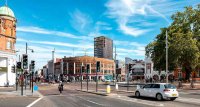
<box><xmin>135</xmin><ymin>83</ymin><xmax>179</xmax><ymax>101</ymax></box>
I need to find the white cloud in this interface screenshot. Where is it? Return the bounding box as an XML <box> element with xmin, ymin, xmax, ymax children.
<box><xmin>95</xmin><ymin>21</ymin><xmax>112</xmax><ymax>31</ymax></box>
<box><xmin>105</xmin><ymin>0</ymin><xmax>170</xmax><ymax>37</ymax></box>
<box><xmin>17</xmin><ymin>26</ymin><xmax>79</xmax><ymax>39</ymax></box>
<box><xmin>17</xmin><ymin>38</ymin><xmax>93</xmax><ymax>49</ymax></box>
<box><xmin>15</xmin><ymin>43</ymin><xmax>94</xmax><ymax>70</ymax></box>
<box><xmin>114</xmin><ymin>40</ymin><xmax>146</xmax><ymax>47</ymax></box>
<box><xmin>69</xmin><ymin>9</ymin><xmax>93</xmax><ymax>33</ymax></box>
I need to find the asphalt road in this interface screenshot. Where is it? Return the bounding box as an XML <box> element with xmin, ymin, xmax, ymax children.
<box><xmin>0</xmin><ymin>96</ymin><xmax>38</xmax><ymax>107</ymax></box>
<box><xmin>32</xmin><ymin>84</ymin><xmax>200</xmax><ymax>107</ymax></box>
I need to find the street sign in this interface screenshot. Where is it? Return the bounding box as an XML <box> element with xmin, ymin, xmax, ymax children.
<box><xmin>33</xmin><ymin>85</ymin><xmax>38</xmax><ymax>91</ymax></box>
<box><xmin>0</xmin><ymin>67</ymin><xmax>7</xmax><ymax>72</ymax></box>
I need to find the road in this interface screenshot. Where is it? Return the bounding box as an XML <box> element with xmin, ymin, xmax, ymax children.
<box><xmin>0</xmin><ymin>95</ymin><xmax>38</xmax><ymax>107</ymax></box>
<box><xmin>31</xmin><ymin>83</ymin><xmax>200</xmax><ymax>107</ymax></box>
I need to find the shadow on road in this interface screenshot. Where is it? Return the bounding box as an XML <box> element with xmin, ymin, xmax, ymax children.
<box><xmin>46</xmin><ymin>94</ymin><xmax>60</xmax><ymax>96</ymax></box>
<box><xmin>128</xmin><ymin>95</ymin><xmax>169</xmax><ymax>102</ymax></box>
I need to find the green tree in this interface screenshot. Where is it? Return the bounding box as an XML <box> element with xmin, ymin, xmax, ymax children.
<box><xmin>146</xmin><ymin>5</ymin><xmax>200</xmax><ymax>80</ymax></box>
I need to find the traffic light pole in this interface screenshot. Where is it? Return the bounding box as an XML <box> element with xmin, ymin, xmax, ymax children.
<box><xmin>87</xmin><ymin>64</ymin><xmax>89</xmax><ymax>92</ymax></box>
<box><xmin>25</xmin><ymin>43</ymin><xmax>27</xmax><ymax>90</ymax></box>
<box><xmin>21</xmin><ymin>71</ymin><xmax>23</xmax><ymax>96</ymax></box>
<box><xmin>15</xmin><ymin>65</ymin><xmax>18</xmax><ymax>91</ymax></box>
<box><xmin>81</xmin><ymin>65</ymin><xmax>82</xmax><ymax>91</ymax></box>
<box><xmin>96</xmin><ymin>68</ymin><xmax>98</xmax><ymax>92</ymax></box>
<box><xmin>127</xmin><ymin>64</ymin><xmax>129</xmax><ymax>91</ymax></box>
<box><xmin>96</xmin><ymin>61</ymin><xmax>100</xmax><ymax>92</ymax></box>
<box><xmin>32</xmin><ymin>71</ymin><xmax>33</xmax><ymax>93</ymax></box>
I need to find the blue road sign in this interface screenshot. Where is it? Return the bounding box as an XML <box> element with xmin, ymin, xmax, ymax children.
<box><xmin>34</xmin><ymin>85</ymin><xmax>38</xmax><ymax>91</ymax></box>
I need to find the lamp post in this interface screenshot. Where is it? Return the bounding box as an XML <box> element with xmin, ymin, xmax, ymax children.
<box><xmin>166</xmin><ymin>31</ymin><xmax>168</xmax><ymax>83</ymax></box>
<box><xmin>190</xmin><ymin>23</ymin><xmax>194</xmax><ymax>88</ymax></box>
<box><xmin>15</xmin><ymin>50</ymin><xmax>20</xmax><ymax>91</ymax></box>
<box><xmin>52</xmin><ymin>48</ymin><xmax>55</xmax><ymax>81</ymax></box>
<box><xmin>24</xmin><ymin>43</ymin><xmax>34</xmax><ymax>90</ymax></box>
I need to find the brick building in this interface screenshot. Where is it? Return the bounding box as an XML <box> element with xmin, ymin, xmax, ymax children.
<box><xmin>48</xmin><ymin>56</ymin><xmax>115</xmax><ymax>81</ymax></box>
<box><xmin>0</xmin><ymin>5</ymin><xmax>17</xmax><ymax>86</ymax></box>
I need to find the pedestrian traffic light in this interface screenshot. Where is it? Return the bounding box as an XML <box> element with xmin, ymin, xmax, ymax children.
<box><xmin>86</xmin><ymin>64</ymin><xmax>90</xmax><ymax>73</ymax></box>
<box><xmin>11</xmin><ymin>65</ymin><xmax>15</xmax><ymax>73</ymax></box>
<box><xmin>17</xmin><ymin>62</ymin><xmax>21</xmax><ymax>69</ymax></box>
<box><xmin>96</xmin><ymin>61</ymin><xmax>100</xmax><ymax>72</ymax></box>
<box><xmin>22</xmin><ymin>54</ymin><xmax>28</xmax><ymax>69</ymax></box>
<box><xmin>31</xmin><ymin>60</ymin><xmax>35</xmax><ymax>70</ymax></box>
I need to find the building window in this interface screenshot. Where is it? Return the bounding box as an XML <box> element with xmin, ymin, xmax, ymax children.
<box><xmin>6</xmin><ymin>41</ymin><xmax>11</xmax><ymax>49</ymax></box>
<box><xmin>10</xmin><ymin>41</ymin><xmax>12</xmax><ymax>49</ymax></box>
<box><xmin>178</xmin><ymin>72</ymin><xmax>182</xmax><ymax>78</ymax></box>
<box><xmin>11</xmin><ymin>29</ymin><xmax>13</xmax><ymax>36</ymax></box>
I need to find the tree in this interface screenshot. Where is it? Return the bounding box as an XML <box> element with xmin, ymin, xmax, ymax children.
<box><xmin>146</xmin><ymin>5</ymin><xmax>200</xmax><ymax>81</ymax></box>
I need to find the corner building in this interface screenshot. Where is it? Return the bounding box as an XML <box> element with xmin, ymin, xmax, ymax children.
<box><xmin>62</xmin><ymin>56</ymin><xmax>115</xmax><ymax>81</ymax></box>
<box><xmin>0</xmin><ymin>5</ymin><xmax>17</xmax><ymax>86</ymax></box>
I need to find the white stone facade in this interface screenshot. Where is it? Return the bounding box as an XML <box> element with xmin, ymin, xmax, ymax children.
<box><xmin>0</xmin><ymin>51</ymin><xmax>16</xmax><ymax>86</ymax></box>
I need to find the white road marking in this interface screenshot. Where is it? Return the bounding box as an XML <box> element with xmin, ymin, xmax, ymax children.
<box><xmin>26</xmin><ymin>91</ymin><xmax>44</xmax><ymax>107</ymax></box>
<box><xmin>26</xmin><ymin>97</ymin><xmax>43</xmax><ymax>107</ymax></box>
<box><xmin>76</xmin><ymin>96</ymin><xmax>105</xmax><ymax>106</ymax></box>
<box><xmin>86</xmin><ymin>99</ymin><xmax>105</xmax><ymax>106</ymax></box>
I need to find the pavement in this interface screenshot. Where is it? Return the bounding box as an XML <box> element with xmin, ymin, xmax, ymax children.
<box><xmin>0</xmin><ymin>84</ymin><xmax>41</xmax><ymax>107</ymax></box>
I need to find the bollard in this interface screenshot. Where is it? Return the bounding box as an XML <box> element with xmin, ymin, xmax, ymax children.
<box><xmin>107</xmin><ymin>85</ymin><xmax>111</xmax><ymax>94</ymax></box>
<box><xmin>116</xmin><ymin>83</ymin><xmax>118</xmax><ymax>90</ymax></box>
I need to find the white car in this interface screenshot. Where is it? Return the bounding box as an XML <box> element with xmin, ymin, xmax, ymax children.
<box><xmin>135</xmin><ymin>83</ymin><xmax>179</xmax><ymax>101</ymax></box>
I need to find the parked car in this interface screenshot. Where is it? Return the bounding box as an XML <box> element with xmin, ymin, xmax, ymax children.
<box><xmin>135</xmin><ymin>83</ymin><xmax>179</xmax><ymax>101</ymax></box>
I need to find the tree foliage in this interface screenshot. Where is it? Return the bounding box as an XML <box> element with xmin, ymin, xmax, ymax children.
<box><xmin>146</xmin><ymin>5</ymin><xmax>200</xmax><ymax>80</ymax></box>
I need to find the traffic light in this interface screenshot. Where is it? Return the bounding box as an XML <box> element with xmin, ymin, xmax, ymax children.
<box><xmin>86</xmin><ymin>64</ymin><xmax>90</xmax><ymax>73</ymax></box>
<box><xmin>22</xmin><ymin>54</ymin><xmax>28</xmax><ymax>69</ymax></box>
<box><xmin>81</xmin><ymin>66</ymin><xmax>85</xmax><ymax>73</ymax></box>
<box><xmin>31</xmin><ymin>60</ymin><xmax>35</xmax><ymax>70</ymax></box>
<box><xmin>128</xmin><ymin>64</ymin><xmax>132</xmax><ymax>71</ymax></box>
<box><xmin>96</xmin><ymin>61</ymin><xmax>100</xmax><ymax>72</ymax></box>
<box><xmin>17</xmin><ymin>62</ymin><xmax>21</xmax><ymax>69</ymax></box>
<box><xmin>11</xmin><ymin>65</ymin><xmax>15</xmax><ymax>73</ymax></box>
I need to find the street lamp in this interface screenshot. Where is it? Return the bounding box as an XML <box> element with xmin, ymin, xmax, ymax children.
<box><xmin>14</xmin><ymin>50</ymin><xmax>20</xmax><ymax>91</ymax></box>
<box><xmin>52</xmin><ymin>48</ymin><xmax>55</xmax><ymax>81</ymax></box>
<box><xmin>190</xmin><ymin>23</ymin><xmax>195</xmax><ymax>88</ymax></box>
<box><xmin>166</xmin><ymin>30</ymin><xmax>169</xmax><ymax>83</ymax></box>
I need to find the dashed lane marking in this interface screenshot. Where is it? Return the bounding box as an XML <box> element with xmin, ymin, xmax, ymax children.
<box><xmin>76</xmin><ymin>96</ymin><xmax>105</xmax><ymax>106</ymax></box>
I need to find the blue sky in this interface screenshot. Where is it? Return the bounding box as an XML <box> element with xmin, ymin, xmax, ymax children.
<box><xmin>1</xmin><ymin>0</ymin><xmax>199</xmax><ymax>70</ymax></box>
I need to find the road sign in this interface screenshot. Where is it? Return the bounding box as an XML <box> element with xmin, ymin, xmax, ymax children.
<box><xmin>33</xmin><ymin>85</ymin><xmax>38</xmax><ymax>91</ymax></box>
